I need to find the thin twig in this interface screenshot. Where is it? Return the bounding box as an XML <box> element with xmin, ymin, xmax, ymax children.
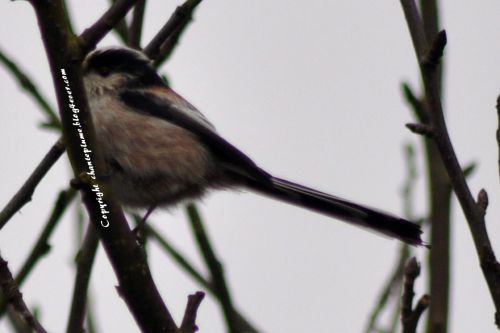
<box><xmin>143</xmin><ymin>0</ymin><xmax>203</xmax><ymax>61</ymax></box>
<box><xmin>16</xmin><ymin>189</ymin><xmax>76</xmax><ymax>285</ymax></box>
<box><xmin>145</xmin><ymin>222</ymin><xmax>261</xmax><ymax>333</ymax></box>
<box><xmin>186</xmin><ymin>204</ymin><xmax>241</xmax><ymax>333</ymax></box>
<box><xmin>401</xmin><ymin>258</ymin><xmax>430</xmax><ymax>333</ymax></box>
<box><xmin>364</xmin><ymin>144</ymin><xmax>419</xmax><ymax>333</ymax></box>
<box><xmin>179</xmin><ymin>291</ymin><xmax>205</xmax><ymax>333</ymax></box>
<box><xmin>153</xmin><ymin>0</ymin><xmax>202</xmax><ymax>67</ymax></box>
<box><xmin>0</xmin><ymin>139</ymin><xmax>65</xmax><ymax>230</ymax></box>
<box><xmin>128</xmin><ymin>0</ymin><xmax>146</xmax><ymax>49</ymax></box>
<box><xmin>0</xmin><ymin>255</ymin><xmax>48</xmax><ymax>333</ymax></box>
<box><xmin>66</xmin><ymin>223</ymin><xmax>100</xmax><ymax>333</ymax></box>
<box><xmin>75</xmin><ymin>201</ymin><xmax>100</xmax><ymax>333</ymax></box>
<box><xmin>79</xmin><ymin>0</ymin><xmax>138</xmax><ymax>52</ymax></box>
<box><xmin>143</xmin><ymin>223</ymin><xmax>210</xmax><ymax>290</ymax></box>
<box><xmin>107</xmin><ymin>0</ymin><xmax>130</xmax><ymax>43</ymax></box>
<box><xmin>401</xmin><ymin>0</ymin><xmax>500</xmax><ymax>327</ymax></box>
<box><xmin>401</xmin><ymin>83</ymin><xmax>428</xmax><ymax>123</ymax></box>
<box><xmin>405</xmin><ymin>123</ymin><xmax>434</xmax><ymax>137</ymax></box>
<box><xmin>388</xmin><ymin>294</ymin><xmax>403</xmax><ymax>333</ymax></box>
<box><xmin>0</xmin><ymin>48</ymin><xmax>60</xmax><ymax>129</ymax></box>
<box><xmin>403</xmin><ymin>83</ymin><xmax>452</xmax><ymax>333</ymax></box>
<box><xmin>364</xmin><ymin>245</ymin><xmax>410</xmax><ymax>333</ymax></box>
<box><xmin>419</xmin><ymin>0</ymin><xmax>442</xmax><ymax>96</ymax></box>
<box><xmin>85</xmin><ymin>296</ymin><xmax>98</xmax><ymax>333</ymax></box>
<box><xmin>0</xmin><ymin>188</ymin><xmax>76</xmax><ymax>317</ymax></box>
<box><xmin>400</xmin><ymin>0</ymin><xmax>427</xmax><ymax>61</ymax></box>
<box><xmin>402</xmin><ymin>258</ymin><xmax>419</xmax><ymax>321</ymax></box>
<box><xmin>400</xmin><ymin>5</ymin><xmax>452</xmax><ymax>331</ymax></box>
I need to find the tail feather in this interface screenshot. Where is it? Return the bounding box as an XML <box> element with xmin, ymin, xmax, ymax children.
<box><xmin>245</xmin><ymin>176</ymin><xmax>423</xmax><ymax>245</ymax></box>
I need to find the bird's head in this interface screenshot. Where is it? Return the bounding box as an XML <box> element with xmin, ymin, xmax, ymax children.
<box><xmin>82</xmin><ymin>47</ymin><xmax>164</xmax><ymax>96</ymax></box>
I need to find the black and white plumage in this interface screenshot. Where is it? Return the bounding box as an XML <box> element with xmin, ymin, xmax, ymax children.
<box><xmin>82</xmin><ymin>47</ymin><xmax>424</xmax><ymax>245</ymax></box>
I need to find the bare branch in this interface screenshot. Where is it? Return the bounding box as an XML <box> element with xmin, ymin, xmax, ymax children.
<box><xmin>30</xmin><ymin>0</ymin><xmax>179</xmax><ymax>330</ymax></box>
<box><xmin>364</xmin><ymin>245</ymin><xmax>410</xmax><ymax>333</ymax></box>
<box><xmin>421</xmin><ymin>31</ymin><xmax>447</xmax><ymax>72</ymax></box>
<box><xmin>405</xmin><ymin>123</ymin><xmax>434</xmax><ymax>137</ymax></box>
<box><xmin>66</xmin><ymin>223</ymin><xmax>100</xmax><ymax>333</ymax></box>
<box><xmin>143</xmin><ymin>0</ymin><xmax>203</xmax><ymax>61</ymax></box>
<box><xmin>152</xmin><ymin>0</ymin><xmax>202</xmax><ymax>67</ymax></box>
<box><xmin>128</xmin><ymin>0</ymin><xmax>146</xmax><ymax>49</ymax></box>
<box><xmin>402</xmin><ymin>258</ymin><xmax>420</xmax><ymax>319</ymax></box>
<box><xmin>0</xmin><ymin>139</ymin><xmax>65</xmax><ymax>230</ymax></box>
<box><xmin>419</xmin><ymin>0</ymin><xmax>443</xmax><ymax>96</ymax></box>
<box><xmin>401</xmin><ymin>258</ymin><xmax>430</xmax><ymax>333</ymax></box>
<box><xmin>145</xmin><ymin>222</ymin><xmax>261</xmax><ymax>333</ymax></box>
<box><xmin>0</xmin><ymin>255</ymin><xmax>48</xmax><ymax>333</ymax></box>
<box><xmin>0</xmin><ymin>189</ymin><xmax>76</xmax><ymax>317</ymax></box>
<box><xmin>414</xmin><ymin>295</ymin><xmax>431</xmax><ymax>322</ymax></box>
<box><xmin>462</xmin><ymin>162</ymin><xmax>477</xmax><ymax>178</ymax></box>
<box><xmin>365</xmin><ymin>143</ymin><xmax>420</xmax><ymax>333</ymax></box>
<box><xmin>401</xmin><ymin>82</ymin><xmax>428</xmax><ymax>123</ymax></box>
<box><xmin>17</xmin><ymin>189</ymin><xmax>76</xmax><ymax>285</ymax></box>
<box><xmin>179</xmin><ymin>291</ymin><xmax>205</xmax><ymax>333</ymax></box>
<box><xmin>401</xmin><ymin>0</ymin><xmax>500</xmax><ymax>327</ymax></box>
<box><xmin>186</xmin><ymin>204</ymin><xmax>241</xmax><ymax>332</ymax></box>
<box><xmin>400</xmin><ymin>0</ymin><xmax>428</xmax><ymax>61</ymax></box>
<box><xmin>143</xmin><ymin>223</ymin><xmax>210</xmax><ymax>289</ymax></box>
<box><xmin>400</xmin><ymin>4</ymin><xmax>452</xmax><ymax>333</ymax></box>
<box><xmin>419</xmin><ymin>0</ymin><xmax>440</xmax><ymax>48</ymax></box>
<box><xmin>0</xmin><ymin>48</ymin><xmax>60</xmax><ymax>129</ymax></box>
<box><xmin>85</xmin><ymin>297</ymin><xmax>98</xmax><ymax>333</ymax></box>
<box><xmin>107</xmin><ymin>0</ymin><xmax>131</xmax><ymax>43</ymax></box>
<box><xmin>79</xmin><ymin>0</ymin><xmax>138</xmax><ymax>52</ymax></box>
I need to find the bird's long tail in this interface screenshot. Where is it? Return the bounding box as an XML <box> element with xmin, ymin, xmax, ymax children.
<box><xmin>245</xmin><ymin>176</ymin><xmax>423</xmax><ymax>245</ymax></box>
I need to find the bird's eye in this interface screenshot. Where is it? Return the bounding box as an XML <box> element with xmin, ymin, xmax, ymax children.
<box><xmin>97</xmin><ymin>66</ymin><xmax>111</xmax><ymax>77</ymax></box>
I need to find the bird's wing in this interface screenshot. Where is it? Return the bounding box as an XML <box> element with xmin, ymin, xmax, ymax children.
<box><xmin>119</xmin><ymin>88</ymin><xmax>424</xmax><ymax>245</ymax></box>
<box><xmin>119</xmin><ymin>88</ymin><xmax>270</xmax><ymax>182</ymax></box>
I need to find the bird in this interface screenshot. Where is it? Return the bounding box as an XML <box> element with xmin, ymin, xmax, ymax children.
<box><xmin>81</xmin><ymin>46</ymin><xmax>423</xmax><ymax>245</ymax></box>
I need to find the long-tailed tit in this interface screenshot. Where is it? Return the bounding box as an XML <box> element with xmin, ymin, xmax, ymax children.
<box><xmin>82</xmin><ymin>47</ymin><xmax>423</xmax><ymax>245</ymax></box>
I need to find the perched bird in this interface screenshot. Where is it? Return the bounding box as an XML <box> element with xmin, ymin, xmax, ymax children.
<box><xmin>82</xmin><ymin>47</ymin><xmax>423</xmax><ymax>245</ymax></box>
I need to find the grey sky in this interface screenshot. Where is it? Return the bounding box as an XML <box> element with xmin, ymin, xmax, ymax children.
<box><xmin>1</xmin><ymin>1</ymin><xmax>499</xmax><ymax>332</ymax></box>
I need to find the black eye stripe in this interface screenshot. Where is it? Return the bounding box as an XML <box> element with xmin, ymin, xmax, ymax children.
<box><xmin>96</xmin><ymin>66</ymin><xmax>111</xmax><ymax>76</ymax></box>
